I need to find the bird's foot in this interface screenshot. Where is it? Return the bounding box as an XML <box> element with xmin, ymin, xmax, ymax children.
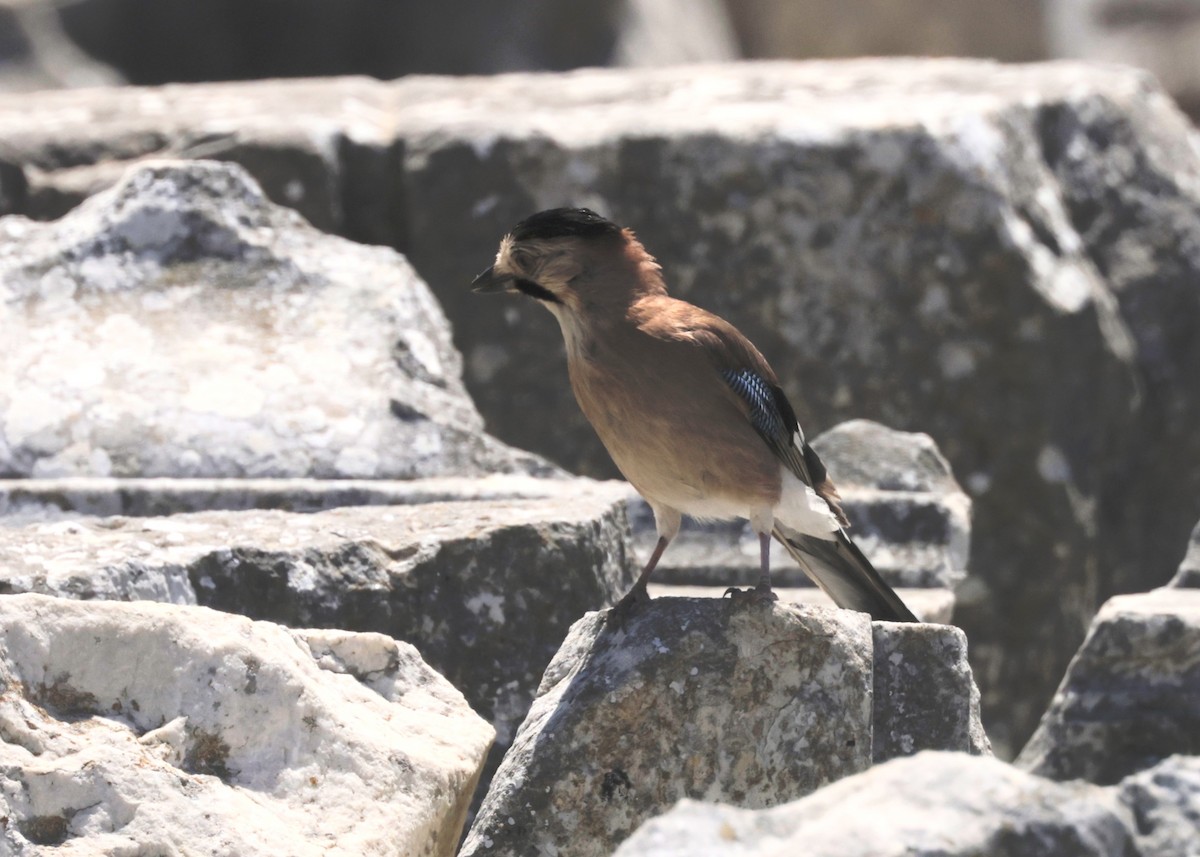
<box><xmin>723</xmin><ymin>582</ymin><xmax>779</xmax><ymax>605</ymax></box>
<box><xmin>606</xmin><ymin>583</ymin><xmax>651</xmax><ymax>628</ymax></box>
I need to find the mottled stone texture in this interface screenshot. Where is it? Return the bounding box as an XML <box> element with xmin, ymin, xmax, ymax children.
<box><xmin>0</xmin><ymin>159</ymin><xmax>547</xmax><ymax>482</ymax></box>
<box><xmin>1017</xmin><ymin>589</ymin><xmax>1200</xmax><ymax>785</ymax></box>
<box><xmin>395</xmin><ymin>62</ymin><xmax>1199</xmax><ymax>758</ymax></box>
<box><xmin>462</xmin><ymin>600</ymin><xmax>986</xmax><ymax>856</ymax></box>
<box><xmin>0</xmin><ymin>484</ymin><xmax>635</xmax><ymax>781</ymax></box>
<box><xmin>615</xmin><ymin>752</ymin><xmax>1138</xmax><ymax>857</ymax></box>
<box><xmin>0</xmin><ymin>594</ymin><xmax>493</xmax><ymax>857</ymax></box>
<box><xmin>0</xmin><ymin>473</ymin><xmax>612</xmax><ymax>523</ymax></box>
<box><xmin>873</xmin><ymin>622</ymin><xmax>990</xmax><ymax>761</ymax></box>
<box><xmin>1117</xmin><ymin>755</ymin><xmax>1200</xmax><ymax>857</ymax></box>
<box><xmin>1</xmin><ymin>61</ymin><xmax>1197</xmax><ymax>755</ymax></box>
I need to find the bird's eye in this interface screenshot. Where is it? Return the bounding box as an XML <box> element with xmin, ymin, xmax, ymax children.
<box><xmin>511</xmin><ymin>248</ymin><xmax>533</xmax><ymax>270</ymax></box>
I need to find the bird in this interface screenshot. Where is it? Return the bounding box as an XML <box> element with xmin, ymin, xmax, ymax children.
<box><xmin>472</xmin><ymin>207</ymin><xmax>918</xmax><ymax>623</ymax></box>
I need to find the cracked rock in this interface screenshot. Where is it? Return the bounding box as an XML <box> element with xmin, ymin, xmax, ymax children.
<box><xmin>0</xmin><ymin>158</ymin><xmax>546</xmax><ymax>482</ymax></box>
<box><xmin>461</xmin><ymin>599</ymin><xmax>986</xmax><ymax>856</ymax></box>
<box><xmin>0</xmin><ymin>594</ymin><xmax>492</xmax><ymax>856</ymax></box>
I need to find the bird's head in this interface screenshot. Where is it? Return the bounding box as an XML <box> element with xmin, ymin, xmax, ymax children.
<box><xmin>472</xmin><ymin>208</ymin><xmax>664</xmax><ymax>315</ymax></box>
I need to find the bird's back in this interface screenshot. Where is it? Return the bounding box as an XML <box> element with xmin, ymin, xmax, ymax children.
<box><xmin>564</xmin><ymin>295</ymin><xmax>784</xmax><ymax>518</ymax></box>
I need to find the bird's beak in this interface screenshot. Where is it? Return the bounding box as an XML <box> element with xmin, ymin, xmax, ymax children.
<box><xmin>471</xmin><ymin>265</ymin><xmax>512</xmax><ymax>294</ymax></box>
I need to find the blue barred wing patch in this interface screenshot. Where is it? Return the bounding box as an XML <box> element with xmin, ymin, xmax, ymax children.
<box><xmin>721</xmin><ymin>368</ymin><xmax>789</xmax><ymax>441</ymax></box>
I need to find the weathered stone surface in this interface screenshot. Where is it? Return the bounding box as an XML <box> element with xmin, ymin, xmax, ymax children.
<box><xmin>1168</xmin><ymin>518</ymin><xmax>1200</xmax><ymax>588</ymax></box>
<box><xmin>0</xmin><ymin>593</ymin><xmax>492</xmax><ymax>856</ymax></box>
<box><xmin>0</xmin><ymin>473</ymin><xmax>622</xmax><ymax>523</ymax></box>
<box><xmin>395</xmin><ymin>61</ymin><xmax>1200</xmax><ymax>758</ymax></box>
<box><xmin>633</xmin><ymin>421</ymin><xmax>969</xmax><ymax>596</ymax></box>
<box><xmin>0</xmin><ymin>0</ymin><xmax>123</xmax><ymax>93</ymax></box>
<box><xmin>873</xmin><ymin>622</ymin><xmax>990</xmax><ymax>761</ymax></box>
<box><xmin>1017</xmin><ymin>589</ymin><xmax>1200</xmax><ymax>785</ymax></box>
<box><xmin>1117</xmin><ymin>755</ymin><xmax>1200</xmax><ymax>857</ymax></box>
<box><xmin>462</xmin><ymin>600</ymin><xmax>987</xmax><ymax>856</ymax></box>
<box><xmin>1</xmin><ymin>62</ymin><xmax>1197</xmax><ymax>756</ymax></box>
<box><xmin>0</xmin><ymin>481</ymin><xmax>635</xmax><ymax>780</ymax></box>
<box><xmin>0</xmin><ymin>158</ymin><xmax>546</xmax><ymax>481</ymax></box>
<box><xmin>615</xmin><ymin>752</ymin><xmax>1137</xmax><ymax>857</ymax></box>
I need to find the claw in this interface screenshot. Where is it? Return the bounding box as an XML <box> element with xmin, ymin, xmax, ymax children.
<box><xmin>606</xmin><ymin>583</ymin><xmax>651</xmax><ymax>628</ymax></box>
<box><xmin>724</xmin><ymin>583</ymin><xmax>779</xmax><ymax>605</ymax></box>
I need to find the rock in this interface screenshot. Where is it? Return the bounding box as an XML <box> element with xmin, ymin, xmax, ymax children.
<box><xmin>1117</xmin><ymin>755</ymin><xmax>1200</xmax><ymax>857</ymax></box>
<box><xmin>1048</xmin><ymin>0</ymin><xmax>1200</xmax><ymax>120</ymax></box>
<box><xmin>637</xmin><ymin>421</ymin><xmax>970</xmax><ymax>617</ymax></box>
<box><xmin>615</xmin><ymin>751</ymin><xmax>1137</xmax><ymax>857</ymax></box>
<box><xmin>0</xmin><ymin>154</ymin><xmax>24</xmax><ymax>216</ymax></box>
<box><xmin>394</xmin><ymin>60</ymin><xmax>1199</xmax><ymax>758</ymax></box>
<box><xmin>0</xmin><ymin>593</ymin><xmax>492</xmax><ymax>856</ymax></box>
<box><xmin>0</xmin><ymin>472</ymin><xmax>609</xmax><ymax>522</ymax></box>
<box><xmin>727</xmin><ymin>0</ymin><xmax>1045</xmax><ymax>64</ymax></box>
<box><xmin>872</xmin><ymin>622</ymin><xmax>990</xmax><ymax>760</ymax></box>
<box><xmin>1017</xmin><ymin>589</ymin><xmax>1200</xmax><ymax>784</ymax></box>
<box><xmin>0</xmin><ymin>0</ymin><xmax>123</xmax><ymax>93</ymax></box>
<box><xmin>3</xmin><ymin>62</ymin><xmax>1198</xmax><ymax>756</ymax></box>
<box><xmin>0</xmin><ymin>480</ymin><xmax>636</xmax><ymax>791</ymax></box>
<box><xmin>1168</xmin><ymin>518</ymin><xmax>1200</xmax><ymax>588</ymax></box>
<box><xmin>0</xmin><ymin>158</ymin><xmax>546</xmax><ymax>481</ymax></box>
<box><xmin>461</xmin><ymin>600</ymin><xmax>986</xmax><ymax>856</ymax></box>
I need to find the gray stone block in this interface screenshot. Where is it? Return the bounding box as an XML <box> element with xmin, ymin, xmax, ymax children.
<box><xmin>615</xmin><ymin>752</ymin><xmax>1136</xmax><ymax>857</ymax></box>
<box><xmin>0</xmin><ymin>479</ymin><xmax>637</xmax><ymax>813</ymax></box>
<box><xmin>1117</xmin><ymin>755</ymin><xmax>1200</xmax><ymax>857</ymax></box>
<box><xmin>462</xmin><ymin>600</ymin><xmax>986</xmax><ymax>856</ymax></box>
<box><xmin>1018</xmin><ymin>589</ymin><xmax>1200</xmax><ymax>784</ymax></box>
<box><xmin>873</xmin><ymin>621</ymin><xmax>990</xmax><ymax>761</ymax></box>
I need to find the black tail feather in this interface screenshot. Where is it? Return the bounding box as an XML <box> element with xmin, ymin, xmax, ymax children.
<box><xmin>773</xmin><ymin>526</ymin><xmax>919</xmax><ymax>623</ymax></box>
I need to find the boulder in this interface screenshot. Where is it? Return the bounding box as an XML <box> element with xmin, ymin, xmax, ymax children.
<box><xmin>615</xmin><ymin>751</ymin><xmax>1136</xmax><ymax>857</ymax></box>
<box><xmin>3</xmin><ymin>61</ymin><xmax>1198</xmax><ymax>755</ymax></box>
<box><xmin>0</xmin><ymin>158</ymin><xmax>546</xmax><ymax>482</ymax></box>
<box><xmin>872</xmin><ymin>621</ymin><xmax>989</xmax><ymax>761</ymax></box>
<box><xmin>461</xmin><ymin>599</ymin><xmax>986</xmax><ymax>856</ymax></box>
<box><xmin>1117</xmin><ymin>755</ymin><xmax>1200</xmax><ymax>857</ymax></box>
<box><xmin>394</xmin><ymin>60</ymin><xmax>1200</xmax><ymax>757</ymax></box>
<box><xmin>0</xmin><ymin>593</ymin><xmax>492</xmax><ymax>856</ymax></box>
<box><xmin>0</xmin><ymin>480</ymin><xmax>636</xmax><ymax>793</ymax></box>
<box><xmin>1017</xmin><ymin>588</ymin><xmax>1200</xmax><ymax>784</ymax></box>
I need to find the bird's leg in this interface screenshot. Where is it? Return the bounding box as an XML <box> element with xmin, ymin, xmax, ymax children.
<box><xmin>725</xmin><ymin>530</ymin><xmax>779</xmax><ymax>604</ymax></box>
<box><xmin>611</xmin><ymin>535</ymin><xmax>668</xmax><ymax>620</ymax></box>
<box><xmin>753</xmin><ymin>530</ymin><xmax>779</xmax><ymax>601</ymax></box>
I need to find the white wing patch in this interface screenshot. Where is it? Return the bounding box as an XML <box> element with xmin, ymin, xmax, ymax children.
<box><xmin>774</xmin><ymin>465</ymin><xmax>840</xmax><ymax>539</ymax></box>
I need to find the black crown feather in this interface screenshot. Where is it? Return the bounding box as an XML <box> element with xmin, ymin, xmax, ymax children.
<box><xmin>510</xmin><ymin>208</ymin><xmax>622</xmax><ymax>242</ymax></box>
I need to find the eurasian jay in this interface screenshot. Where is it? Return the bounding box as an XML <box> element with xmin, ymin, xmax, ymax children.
<box><xmin>473</xmin><ymin>208</ymin><xmax>918</xmax><ymax>623</ymax></box>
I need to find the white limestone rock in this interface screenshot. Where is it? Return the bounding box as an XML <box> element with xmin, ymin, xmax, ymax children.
<box><xmin>0</xmin><ymin>158</ymin><xmax>546</xmax><ymax>481</ymax></box>
<box><xmin>0</xmin><ymin>594</ymin><xmax>493</xmax><ymax>855</ymax></box>
<box><xmin>616</xmin><ymin>752</ymin><xmax>1136</xmax><ymax>857</ymax></box>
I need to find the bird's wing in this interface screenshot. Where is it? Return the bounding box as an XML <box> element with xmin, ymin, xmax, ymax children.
<box><xmin>636</xmin><ymin>299</ymin><xmax>848</xmax><ymax>526</ymax></box>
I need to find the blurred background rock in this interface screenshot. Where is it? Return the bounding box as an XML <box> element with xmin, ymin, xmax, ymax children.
<box><xmin>1</xmin><ymin>0</ymin><xmax>1197</xmax><ymax>123</ymax></box>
